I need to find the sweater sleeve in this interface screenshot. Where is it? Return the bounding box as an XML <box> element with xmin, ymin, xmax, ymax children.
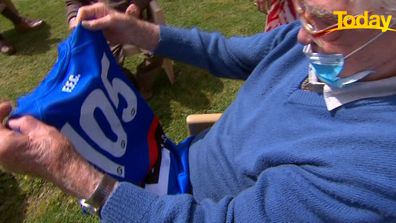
<box><xmin>100</xmin><ymin>163</ymin><xmax>393</xmax><ymax>222</ymax></box>
<box><xmin>153</xmin><ymin>22</ymin><xmax>301</xmax><ymax>80</ymax></box>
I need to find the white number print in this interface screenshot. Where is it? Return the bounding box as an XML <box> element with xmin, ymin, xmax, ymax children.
<box><xmin>61</xmin><ymin>123</ymin><xmax>125</xmax><ymax>177</ymax></box>
<box><xmin>101</xmin><ymin>55</ymin><xmax>137</xmax><ymax>122</ymax></box>
<box><xmin>80</xmin><ymin>89</ymin><xmax>127</xmax><ymax>157</ymax></box>
<box><xmin>61</xmin><ymin>53</ymin><xmax>138</xmax><ymax>177</ymax></box>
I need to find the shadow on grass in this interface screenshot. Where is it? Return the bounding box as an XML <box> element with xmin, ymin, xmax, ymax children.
<box><xmin>0</xmin><ymin>171</ymin><xmax>26</xmax><ymax>223</ymax></box>
<box><xmin>2</xmin><ymin>23</ymin><xmax>61</xmax><ymax>56</ymax></box>
<box><xmin>149</xmin><ymin>62</ymin><xmax>225</xmax><ymax>128</ymax></box>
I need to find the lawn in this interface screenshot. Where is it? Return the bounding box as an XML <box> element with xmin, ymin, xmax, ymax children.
<box><xmin>0</xmin><ymin>0</ymin><xmax>262</xmax><ymax>222</ymax></box>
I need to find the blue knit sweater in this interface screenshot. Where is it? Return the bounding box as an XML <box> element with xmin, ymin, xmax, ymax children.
<box><xmin>101</xmin><ymin>22</ymin><xmax>396</xmax><ymax>222</ymax></box>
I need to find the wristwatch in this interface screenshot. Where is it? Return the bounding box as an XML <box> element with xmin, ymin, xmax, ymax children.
<box><xmin>80</xmin><ymin>174</ymin><xmax>118</xmax><ymax>215</ymax></box>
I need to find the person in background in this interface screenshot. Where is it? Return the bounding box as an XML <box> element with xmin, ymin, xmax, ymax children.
<box><xmin>65</xmin><ymin>0</ymin><xmax>163</xmax><ymax>99</ymax></box>
<box><xmin>66</xmin><ymin>0</ymin><xmax>146</xmax><ymax>29</ymax></box>
<box><xmin>255</xmin><ymin>0</ymin><xmax>297</xmax><ymax>31</ymax></box>
<box><xmin>66</xmin><ymin>0</ymin><xmax>149</xmax><ymax>64</ymax></box>
<box><xmin>0</xmin><ymin>0</ymin><xmax>44</xmax><ymax>55</ymax></box>
<box><xmin>2</xmin><ymin>0</ymin><xmax>396</xmax><ymax>222</ymax></box>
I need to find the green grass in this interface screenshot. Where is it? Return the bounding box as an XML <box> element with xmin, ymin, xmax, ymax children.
<box><xmin>0</xmin><ymin>0</ymin><xmax>262</xmax><ymax>222</ymax></box>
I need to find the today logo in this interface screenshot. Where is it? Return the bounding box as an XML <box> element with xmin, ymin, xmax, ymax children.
<box><xmin>333</xmin><ymin>11</ymin><xmax>396</xmax><ymax>32</ymax></box>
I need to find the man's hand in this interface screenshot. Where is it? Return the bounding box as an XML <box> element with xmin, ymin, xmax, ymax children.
<box><xmin>70</xmin><ymin>3</ymin><xmax>141</xmax><ymax>31</ymax></box>
<box><xmin>0</xmin><ymin>101</ymin><xmax>32</xmax><ymax>174</ymax></box>
<box><xmin>76</xmin><ymin>2</ymin><xmax>160</xmax><ymax>51</ymax></box>
<box><xmin>0</xmin><ymin>101</ymin><xmax>102</xmax><ymax>199</ymax></box>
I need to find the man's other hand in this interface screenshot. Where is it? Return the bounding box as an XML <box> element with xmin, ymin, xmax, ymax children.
<box><xmin>0</xmin><ymin>101</ymin><xmax>102</xmax><ymax>199</ymax></box>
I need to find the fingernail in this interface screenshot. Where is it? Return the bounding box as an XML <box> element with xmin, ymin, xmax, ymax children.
<box><xmin>81</xmin><ymin>21</ymin><xmax>89</xmax><ymax>28</ymax></box>
<box><xmin>7</xmin><ymin>119</ymin><xmax>17</xmax><ymax>131</ymax></box>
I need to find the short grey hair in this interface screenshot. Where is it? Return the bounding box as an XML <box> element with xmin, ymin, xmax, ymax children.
<box><xmin>352</xmin><ymin>0</ymin><xmax>396</xmax><ymax>16</ymax></box>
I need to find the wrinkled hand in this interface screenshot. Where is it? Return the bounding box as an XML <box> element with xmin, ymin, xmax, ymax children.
<box><xmin>0</xmin><ymin>102</ymin><xmax>38</xmax><ymax>174</ymax></box>
<box><xmin>0</xmin><ymin>101</ymin><xmax>102</xmax><ymax>199</ymax></box>
<box><xmin>76</xmin><ymin>2</ymin><xmax>160</xmax><ymax>51</ymax></box>
<box><xmin>255</xmin><ymin>0</ymin><xmax>271</xmax><ymax>14</ymax></box>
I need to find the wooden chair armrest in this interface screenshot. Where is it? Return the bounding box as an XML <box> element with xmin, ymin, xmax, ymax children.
<box><xmin>186</xmin><ymin>113</ymin><xmax>222</xmax><ymax>136</ymax></box>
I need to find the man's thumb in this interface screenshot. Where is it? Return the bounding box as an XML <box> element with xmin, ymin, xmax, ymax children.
<box><xmin>8</xmin><ymin>116</ymin><xmax>41</xmax><ymax>134</ymax></box>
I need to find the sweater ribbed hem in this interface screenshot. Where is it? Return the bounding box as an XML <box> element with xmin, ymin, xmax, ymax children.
<box><xmin>101</xmin><ymin>182</ymin><xmax>158</xmax><ymax>223</ymax></box>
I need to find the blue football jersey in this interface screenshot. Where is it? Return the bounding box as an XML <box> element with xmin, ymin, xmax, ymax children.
<box><xmin>11</xmin><ymin>25</ymin><xmax>190</xmax><ymax>195</ymax></box>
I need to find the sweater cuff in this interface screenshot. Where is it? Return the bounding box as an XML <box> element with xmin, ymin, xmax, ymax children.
<box><xmin>100</xmin><ymin>182</ymin><xmax>158</xmax><ymax>222</ymax></box>
<box><xmin>153</xmin><ymin>25</ymin><xmax>188</xmax><ymax>58</ymax></box>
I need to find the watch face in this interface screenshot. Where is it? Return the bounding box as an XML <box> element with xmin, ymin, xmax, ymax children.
<box><xmin>80</xmin><ymin>199</ymin><xmax>99</xmax><ymax>215</ymax></box>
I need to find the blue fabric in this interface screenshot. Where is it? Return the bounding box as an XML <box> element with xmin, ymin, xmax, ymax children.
<box><xmin>11</xmin><ymin>25</ymin><xmax>189</xmax><ymax>194</ymax></box>
<box><xmin>172</xmin><ymin>136</ymin><xmax>194</xmax><ymax>194</ymax></box>
<box><xmin>101</xmin><ymin>22</ymin><xmax>396</xmax><ymax>222</ymax></box>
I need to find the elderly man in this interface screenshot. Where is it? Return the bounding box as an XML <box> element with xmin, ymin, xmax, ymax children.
<box><xmin>1</xmin><ymin>0</ymin><xmax>396</xmax><ymax>222</ymax></box>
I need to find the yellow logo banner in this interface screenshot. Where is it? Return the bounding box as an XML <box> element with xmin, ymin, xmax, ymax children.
<box><xmin>333</xmin><ymin>11</ymin><xmax>396</xmax><ymax>32</ymax></box>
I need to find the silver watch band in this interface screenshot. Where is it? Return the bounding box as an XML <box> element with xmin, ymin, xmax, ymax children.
<box><xmin>80</xmin><ymin>174</ymin><xmax>118</xmax><ymax>215</ymax></box>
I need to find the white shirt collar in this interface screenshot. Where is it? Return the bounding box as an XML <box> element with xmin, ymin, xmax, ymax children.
<box><xmin>307</xmin><ymin>72</ymin><xmax>396</xmax><ymax>111</ymax></box>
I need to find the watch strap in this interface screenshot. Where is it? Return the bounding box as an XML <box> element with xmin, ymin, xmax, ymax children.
<box><xmin>80</xmin><ymin>174</ymin><xmax>118</xmax><ymax>215</ymax></box>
